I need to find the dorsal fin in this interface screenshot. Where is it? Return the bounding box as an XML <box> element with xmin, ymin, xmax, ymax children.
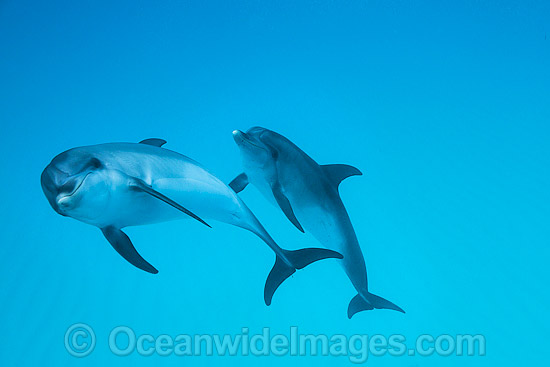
<box><xmin>139</xmin><ymin>138</ymin><xmax>167</xmax><ymax>147</ymax></box>
<box><xmin>322</xmin><ymin>164</ymin><xmax>362</xmax><ymax>187</ymax></box>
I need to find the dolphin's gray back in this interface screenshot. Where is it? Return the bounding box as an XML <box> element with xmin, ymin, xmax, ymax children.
<box><xmin>260</xmin><ymin>130</ymin><xmax>318</xmax><ymax>168</ymax></box>
<box><xmin>261</xmin><ymin>131</ymin><xmax>344</xmax><ymax>210</ymax></box>
<box><xmin>77</xmin><ymin>142</ymin><xmax>214</xmax><ymax>184</ymax></box>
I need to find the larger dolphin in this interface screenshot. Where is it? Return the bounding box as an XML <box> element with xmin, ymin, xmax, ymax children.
<box><xmin>40</xmin><ymin>139</ymin><xmax>342</xmax><ymax>305</ymax></box>
<box><xmin>230</xmin><ymin>127</ymin><xmax>404</xmax><ymax>318</ymax></box>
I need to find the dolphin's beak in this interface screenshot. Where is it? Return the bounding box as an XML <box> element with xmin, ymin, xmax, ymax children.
<box><xmin>233</xmin><ymin>130</ymin><xmax>265</xmax><ymax>151</ymax></box>
<box><xmin>233</xmin><ymin>129</ymin><xmax>244</xmax><ymax>138</ymax></box>
<box><xmin>41</xmin><ymin>164</ymin><xmax>85</xmax><ymax>215</ymax></box>
<box><xmin>232</xmin><ymin>130</ymin><xmax>247</xmax><ymax>145</ymax></box>
<box><xmin>41</xmin><ymin>166</ymin><xmax>62</xmax><ymax>214</ymax></box>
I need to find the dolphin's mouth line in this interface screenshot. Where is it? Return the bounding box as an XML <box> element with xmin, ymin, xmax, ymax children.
<box><xmin>238</xmin><ymin>134</ymin><xmax>264</xmax><ymax>150</ymax></box>
<box><xmin>58</xmin><ymin>173</ymin><xmax>90</xmax><ymax>200</ymax></box>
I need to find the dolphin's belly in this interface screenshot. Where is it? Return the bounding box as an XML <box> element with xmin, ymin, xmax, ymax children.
<box><xmin>88</xmin><ymin>173</ymin><xmax>248</xmax><ymax>229</ymax></box>
<box><xmin>153</xmin><ymin>177</ymin><xmax>244</xmax><ymax>224</ymax></box>
<box><xmin>291</xmin><ymin>193</ymin><xmax>369</xmax><ymax>292</ymax></box>
<box><xmin>293</xmin><ymin>201</ymin><xmax>347</xmax><ymax>252</ymax></box>
<box><xmin>90</xmin><ymin>189</ymin><xmax>187</xmax><ymax>228</ymax></box>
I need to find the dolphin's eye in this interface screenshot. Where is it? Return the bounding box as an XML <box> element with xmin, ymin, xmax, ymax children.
<box><xmin>88</xmin><ymin>158</ymin><xmax>102</xmax><ymax>169</ymax></box>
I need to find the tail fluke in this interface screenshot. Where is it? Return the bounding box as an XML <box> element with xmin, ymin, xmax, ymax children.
<box><xmin>286</xmin><ymin>247</ymin><xmax>344</xmax><ymax>269</ymax></box>
<box><xmin>264</xmin><ymin>256</ymin><xmax>295</xmax><ymax>306</ymax></box>
<box><xmin>348</xmin><ymin>294</ymin><xmax>373</xmax><ymax>318</ymax></box>
<box><xmin>348</xmin><ymin>292</ymin><xmax>405</xmax><ymax>319</ymax></box>
<box><xmin>264</xmin><ymin>248</ymin><xmax>343</xmax><ymax>306</ymax></box>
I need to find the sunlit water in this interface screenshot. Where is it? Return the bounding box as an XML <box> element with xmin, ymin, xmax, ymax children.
<box><xmin>1</xmin><ymin>1</ymin><xmax>549</xmax><ymax>366</ymax></box>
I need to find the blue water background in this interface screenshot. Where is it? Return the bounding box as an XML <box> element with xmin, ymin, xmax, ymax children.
<box><xmin>0</xmin><ymin>0</ymin><xmax>549</xmax><ymax>365</ymax></box>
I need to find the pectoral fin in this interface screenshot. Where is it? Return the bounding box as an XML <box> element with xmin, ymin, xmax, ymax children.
<box><xmin>101</xmin><ymin>226</ymin><xmax>158</xmax><ymax>274</ymax></box>
<box><xmin>272</xmin><ymin>183</ymin><xmax>304</xmax><ymax>233</ymax></box>
<box><xmin>139</xmin><ymin>138</ymin><xmax>167</xmax><ymax>147</ymax></box>
<box><xmin>229</xmin><ymin>173</ymin><xmax>249</xmax><ymax>193</ymax></box>
<box><xmin>130</xmin><ymin>179</ymin><xmax>211</xmax><ymax>228</ymax></box>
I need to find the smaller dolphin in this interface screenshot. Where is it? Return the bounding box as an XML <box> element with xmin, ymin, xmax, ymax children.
<box><xmin>41</xmin><ymin>139</ymin><xmax>342</xmax><ymax>305</ymax></box>
<box><xmin>231</xmin><ymin>127</ymin><xmax>404</xmax><ymax>318</ymax></box>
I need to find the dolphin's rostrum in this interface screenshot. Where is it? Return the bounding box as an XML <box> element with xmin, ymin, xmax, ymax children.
<box><xmin>231</xmin><ymin>127</ymin><xmax>404</xmax><ymax>317</ymax></box>
<box><xmin>41</xmin><ymin>139</ymin><xmax>342</xmax><ymax>304</ymax></box>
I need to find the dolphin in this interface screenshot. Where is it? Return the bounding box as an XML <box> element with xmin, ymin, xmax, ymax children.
<box><xmin>230</xmin><ymin>127</ymin><xmax>404</xmax><ymax>318</ymax></box>
<box><xmin>40</xmin><ymin>139</ymin><xmax>342</xmax><ymax>305</ymax></box>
